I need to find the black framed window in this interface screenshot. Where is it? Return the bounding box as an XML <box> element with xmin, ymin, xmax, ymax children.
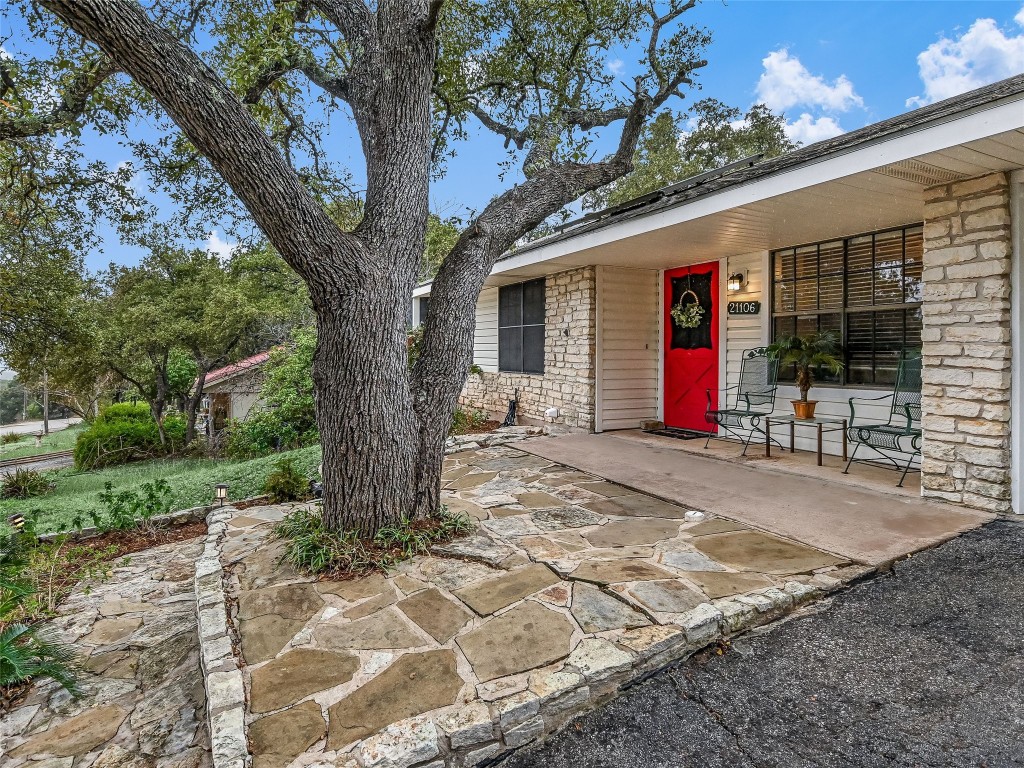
<box><xmin>417</xmin><ymin>296</ymin><xmax>430</xmax><ymax>326</ymax></box>
<box><xmin>771</xmin><ymin>224</ymin><xmax>923</xmax><ymax>387</ymax></box>
<box><xmin>499</xmin><ymin>278</ymin><xmax>545</xmax><ymax>374</ymax></box>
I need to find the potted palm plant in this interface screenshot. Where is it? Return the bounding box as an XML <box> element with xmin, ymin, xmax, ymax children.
<box><xmin>766</xmin><ymin>330</ymin><xmax>844</xmax><ymax>419</ymax></box>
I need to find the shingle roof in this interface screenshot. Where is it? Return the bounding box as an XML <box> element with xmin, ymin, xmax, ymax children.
<box><xmin>502</xmin><ymin>73</ymin><xmax>1024</xmax><ymax>261</ymax></box>
<box><xmin>205</xmin><ymin>351</ymin><xmax>271</xmax><ymax>386</ymax></box>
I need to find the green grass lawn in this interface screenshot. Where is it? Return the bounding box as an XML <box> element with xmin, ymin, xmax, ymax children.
<box><xmin>4</xmin><ymin>445</ymin><xmax>322</xmax><ymax>534</ymax></box>
<box><xmin>0</xmin><ymin>424</ymin><xmax>86</xmax><ymax>460</ymax></box>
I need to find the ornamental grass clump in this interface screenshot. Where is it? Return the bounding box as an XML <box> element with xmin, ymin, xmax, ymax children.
<box><xmin>1</xmin><ymin>469</ymin><xmax>52</xmax><ymax>500</ymax></box>
<box><xmin>274</xmin><ymin>505</ymin><xmax>473</xmax><ymax>577</ymax></box>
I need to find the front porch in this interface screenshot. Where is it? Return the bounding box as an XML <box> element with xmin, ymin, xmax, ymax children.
<box><xmin>520</xmin><ymin>430</ymin><xmax>990</xmax><ymax>566</ymax></box>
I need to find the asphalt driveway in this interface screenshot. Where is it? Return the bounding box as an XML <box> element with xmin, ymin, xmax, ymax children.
<box><xmin>501</xmin><ymin>518</ymin><xmax>1024</xmax><ymax>768</ymax></box>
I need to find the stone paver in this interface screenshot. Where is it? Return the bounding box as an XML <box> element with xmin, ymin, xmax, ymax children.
<box><xmin>570</xmin><ymin>583</ymin><xmax>650</xmax><ymax>633</ymax></box>
<box><xmin>3</xmin><ymin>539</ymin><xmax>211</xmax><ymax>768</ymax></box>
<box><xmin>248</xmin><ymin>648</ymin><xmax>359</xmax><ymax>714</ymax></box>
<box><xmin>398</xmin><ymin>588</ymin><xmax>473</xmax><ymax>643</ymax></box>
<box><xmin>326</xmin><ymin>650</ymin><xmax>463</xmax><ymax>748</ymax></box>
<box><xmin>218</xmin><ymin>443</ymin><xmax>863</xmax><ymax>768</ymax></box>
<box><xmin>453</xmin><ymin>563</ymin><xmax>561</xmax><ymax>616</ymax></box>
<box><xmin>457</xmin><ymin>601</ymin><xmax>575</xmax><ymax>682</ymax></box>
<box><xmin>692</xmin><ymin>530</ymin><xmax>845</xmax><ymax>574</ymax></box>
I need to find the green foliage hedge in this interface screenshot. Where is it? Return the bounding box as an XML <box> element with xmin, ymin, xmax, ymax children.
<box><xmin>74</xmin><ymin>405</ymin><xmax>186</xmax><ymax>470</ymax></box>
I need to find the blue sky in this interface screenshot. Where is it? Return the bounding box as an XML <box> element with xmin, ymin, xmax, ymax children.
<box><xmin>6</xmin><ymin>1</ymin><xmax>1024</xmax><ymax>272</ymax></box>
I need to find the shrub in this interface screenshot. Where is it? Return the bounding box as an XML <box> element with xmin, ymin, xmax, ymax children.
<box><xmin>262</xmin><ymin>458</ymin><xmax>310</xmax><ymax>503</ymax></box>
<box><xmin>78</xmin><ymin>479</ymin><xmax>174</xmax><ymax>533</ymax></box>
<box><xmin>1</xmin><ymin>432</ymin><xmax>23</xmax><ymax>446</ymax></box>
<box><xmin>451</xmin><ymin>407</ymin><xmax>490</xmax><ymax>435</ymax></box>
<box><xmin>274</xmin><ymin>506</ymin><xmax>473</xmax><ymax>576</ymax></box>
<box><xmin>226</xmin><ymin>328</ymin><xmax>318</xmax><ymax>458</ymax></box>
<box><xmin>0</xmin><ymin>532</ymin><xmax>79</xmax><ymax>696</ymax></box>
<box><xmin>1</xmin><ymin>469</ymin><xmax>52</xmax><ymax>500</ymax></box>
<box><xmin>74</xmin><ymin>407</ymin><xmax>186</xmax><ymax>470</ymax></box>
<box><xmin>94</xmin><ymin>402</ymin><xmax>153</xmax><ymax>424</ymax></box>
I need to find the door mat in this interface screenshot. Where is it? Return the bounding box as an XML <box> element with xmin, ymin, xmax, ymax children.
<box><xmin>644</xmin><ymin>427</ymin><xmax>712</xmax><ymax>441</ymax></box>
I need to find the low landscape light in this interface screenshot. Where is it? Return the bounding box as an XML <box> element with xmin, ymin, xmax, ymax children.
<box><xmin>7</xmin><ymin>513</ymin><xmax>26</xmax><ymax>530</ymax></box>
<box><xmin>215</xmin><ymin>483</ymin><xmax>229</xmax><ymax>506</ymax></box>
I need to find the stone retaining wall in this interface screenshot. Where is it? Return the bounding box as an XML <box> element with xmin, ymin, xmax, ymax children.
<box><xmin>921</xmin><ymin>172</ymin><xmax>1013</xmax><ymax>512</ymax></box>
<box><xmin>195</xmin><ymin>507</ymin><xmax>249</xmax><ymax>768</ymax></box>
<box><xmin>460</xmin><ymin>267</ymin><xmax>596</xmax><ymax>431</ymax></box>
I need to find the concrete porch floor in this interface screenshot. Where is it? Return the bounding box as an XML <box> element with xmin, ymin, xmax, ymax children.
<box><xmin>521</xmin><ymin>430</ymin><xmax>993</xmax><ymax>566</ymax></box>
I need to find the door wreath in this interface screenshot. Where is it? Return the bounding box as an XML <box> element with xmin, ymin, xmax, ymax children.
<box><xmin>671</xmin><ymin>288</ymin><xmax>705</xmax><ymax>329</ymax></box>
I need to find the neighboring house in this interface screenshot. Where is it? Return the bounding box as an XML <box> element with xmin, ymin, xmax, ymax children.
<box><xmin>414</xmin><ymin>74</ymin><xmax>1024</xmax><ymax>515</ymax></box>
<box><xmin>201</xmin><ymin>352</ymin><xmax>270</xmax><ymax>434</ymax></box>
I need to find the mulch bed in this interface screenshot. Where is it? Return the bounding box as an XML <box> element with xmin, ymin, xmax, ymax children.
<box><xmin>452</xmin><ymin>420</ymin><xmax>501</xmax><ymax>436</ymax></box>
<box><xmin>72</xmin><ymin>519</ymin><xmax>209</xmax><ymax>561</ymax></box>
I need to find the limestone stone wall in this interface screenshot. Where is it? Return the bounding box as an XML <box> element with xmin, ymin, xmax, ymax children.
<box><xmin>460</xmin><ymin>267</ymin><xmax>596</xmax><ymax>430</ymax></box>
<box><xmin>921</xmin><ymin>172</ymin><xmax>1013</xmax><ymax>512</ymax></box>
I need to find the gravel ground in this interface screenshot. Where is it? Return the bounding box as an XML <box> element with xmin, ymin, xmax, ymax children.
<box><xmin>502</xmin><ymin>518</ymin><xmax>1024</xmax><ymax>768</ymax></box>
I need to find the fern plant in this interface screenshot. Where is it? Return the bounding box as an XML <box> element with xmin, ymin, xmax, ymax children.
<box><xmin>0</xmin><ymin>532</ymin><xmax>79</xmax><ymax>694</ymax></box>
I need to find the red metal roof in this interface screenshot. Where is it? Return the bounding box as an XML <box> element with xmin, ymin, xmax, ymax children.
<box><xmin>205</xmin><ymin>351</ymin><xmax>271</xmax><ymax>386</ymax></box>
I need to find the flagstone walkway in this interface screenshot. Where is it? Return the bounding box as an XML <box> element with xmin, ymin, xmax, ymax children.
<box><xmin>221</xmin><ymin>444</ymin><xmax>870</xmax><ymax>768</ymax></box>
<box><xmin>2</xmin><ymin>539</ymin><xmax>211</xmax><ymax>768</ymax></box>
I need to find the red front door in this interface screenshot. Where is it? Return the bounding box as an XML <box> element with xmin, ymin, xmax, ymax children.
<box><xmin>664</xmin><ymin>261</ymin><xmax>719</xmax><ymax>431</ymax></box>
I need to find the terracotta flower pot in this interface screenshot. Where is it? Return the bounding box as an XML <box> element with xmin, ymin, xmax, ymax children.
<box><xmin>792</xmin><ymin>400</ymin><xmax>818</xmax><ymax>419</ymax></box>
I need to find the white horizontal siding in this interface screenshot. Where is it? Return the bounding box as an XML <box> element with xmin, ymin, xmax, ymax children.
<box><xmin>474</xmin><ymin>288</ymin><xmax>499</xmax><ymax>373</ymax></box>
<box><xmin>598</xmin><ymin>266</ymin><xmax>660</xmax><ymax>431</ymax></box>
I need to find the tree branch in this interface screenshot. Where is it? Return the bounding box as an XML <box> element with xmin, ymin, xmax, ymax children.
<box><xmin>38</xmin><ymin>0</ymin><xmax>367</xmax><ymax>287</ymax></box>
<box><xmin>0</xmin><ymin>56</ymin><xmax>118</xmax><ymax>141</ymax></box>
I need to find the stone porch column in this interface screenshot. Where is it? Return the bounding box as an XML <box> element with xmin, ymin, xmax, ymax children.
<box><xmin>921</xmin><ymin>172</ymin><xmax>1013</xmax><ymax>512</ymax></box>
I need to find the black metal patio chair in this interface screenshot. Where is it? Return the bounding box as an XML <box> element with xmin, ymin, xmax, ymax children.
<box><xmin>843</xmin><ymin>350</ymin><xmax>922</xmax><ymax>486</ymax></box>
<box><xmin>704</xmin><ymin>347</ymin><xmax>780</xmax><ymax>455</ymax></box>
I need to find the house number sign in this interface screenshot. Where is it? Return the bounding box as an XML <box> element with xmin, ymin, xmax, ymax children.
<box><xmin>727</xmin><ymin>300</ymin><xmax>761</xmax><ymax>315</ymax></box>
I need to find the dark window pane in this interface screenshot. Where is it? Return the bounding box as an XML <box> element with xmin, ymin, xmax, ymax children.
<box><xmin>874</xmin><ymin>265</ymin><xmax>904</xmax><ymax>304</ymax></box>
<box><xmin>499</xmin><ymin>327</ymin><xmax>522</xmax><ymax>372</ymax></box>
<box><xmin>819</xmin><ymin>241</ymin><xmax>844</xmax><ymax>274</ymax></box>
<box><xmin>818</xmin><ymin>273</ymin><xmax>843</xmax><ymax>309</ymax></box>
<box><xmin>522</xmin><ymin>326</ymin><xmax>545</xmax><ymax>373</ymax></box>
<box><xmin>418</xmin><ymin>297</ymin><xmax>430</xmax><ymax>325</ymax></box>
<box><xmin>795</xmin><ymin>246</ymin><xmax>818</xmax><ymax>278</ymax></box>
<box><xmin>774</xmin><ymin>251</ymin><xmax>795</xmax><ymax>281</ymax></box>
<box><xmin>773</xmin><ymin>316</ymin><xmax>796</xmax><ymax>381</ymax></box>
<box><xmin>499</xmin><ymin>284</ymin><xmax>522</xmax><ymax>328</ymax></box>
<box><xmin>817</xmin><ymin>313</ymin><xmax>842</xmax><ymax>383</ymax></box>
<box><xmin>522</xmin><ymin>279</ymin><xmax>545</xmax><ymax>325</ymax></box>
<box><xmin>774</xmin><ymin>281</ymin><xmax>795</xmax><ymax>312</ymax></box>
<box><xmin>847</xmin><ymin>269</ymin><xmax>873</xmax><ymax>306</ymax></box>
<box><xmin>904</xmin><ymin>262</ymin><xmax>923</xmax><ymax>303</ymax></box>
<box><xmin>847</xmin><ymin>312</ymin><xmax>874</xmax><ymax>385</ymax></box>
<box><xmin>795</xmin><ymin>277</ymin><xmax>818</xmax><ymax>311</ymax></box>
<box><xmin>848</xmin><ymin>236</ymin><xmax>873</xmax><ymax>271</ymax></box>
<box><xmin>904</xmin><ymin>226</ymin><xmax>923</xmax><ymax>265</ymax></box>
<box><xmin>874</xmin><ymin>229</ymin><xmax>903</xmax><ymax>270</ymax></box>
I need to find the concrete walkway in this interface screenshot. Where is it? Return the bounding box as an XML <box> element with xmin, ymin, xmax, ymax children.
<box><xmin>521</xmin><ymin>432</ymin><xmax>992</xmax><ymax>566</ymax></box>
<box><xmin>0</xmin><ymin>417</ymin><xmax>81</xmax><ymax>434</ymax></box>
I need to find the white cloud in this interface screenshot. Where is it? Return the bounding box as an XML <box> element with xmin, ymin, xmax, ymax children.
<box><xmin>783</xmin><ymin>113</ymin><xmax>846</xmax><ymax>144</ymax></box>
<box><xmin>206</xmin><ymin>230</ymin><xmax>237</xmax><ymax>261</ymax></box>
<box><xmin>756</xmin><ymin>49</ymin><xmax>863</xmax><ymax>113</ymax></box>
<box><xmin>907</xmin><ymin>5</ymin><xmax>1024</xmax><ymax>106</ymax></box>
<box><xmin>606</xmin><ymin>58</ymin><xmax>625</xmax><ymax>77</ymax></box>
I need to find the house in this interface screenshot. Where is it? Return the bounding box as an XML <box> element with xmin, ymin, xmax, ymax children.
<box><xmin>201</xmin><ymin>351</ymin><xmax>270</xmax><ymax>433</ymax></box>
<box><xmin>414</xmin><ymin>74</ymin><xmax>1024</xmax><ymax>515</ymax></box>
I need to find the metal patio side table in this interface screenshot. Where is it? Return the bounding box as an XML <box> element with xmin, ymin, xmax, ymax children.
<box><xmin>765</xmin><ymin>415</ymin><xmax>848</xmax><ymax>467</ymax></box>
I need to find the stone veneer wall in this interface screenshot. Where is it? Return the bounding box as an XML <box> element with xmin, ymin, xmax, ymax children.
<box><xmin>461</xmin><ymin>266</ymin><xmax>596</xmax><ymax>430</ymax></box>
<box><xmin>921</xmin><ymin>172</ymin><xmax>1013</xmax><ymax>512</ymax></box>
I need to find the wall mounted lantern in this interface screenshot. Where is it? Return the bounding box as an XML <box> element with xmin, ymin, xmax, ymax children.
<box><xmin>727</xmin><ymin>272</ymin><xmax>746</xmax><ymax>292</ymax></box>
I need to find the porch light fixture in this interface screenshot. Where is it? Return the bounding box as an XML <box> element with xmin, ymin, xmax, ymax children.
<box><xmin>215</xmin><ymin>483</ymin><xmax>229</xmax><ymax>506</ymax></box>
<box><xmin>727</xmin><ymin>272</ymin><xmax>746</xmax><ymax>292</ymax></box>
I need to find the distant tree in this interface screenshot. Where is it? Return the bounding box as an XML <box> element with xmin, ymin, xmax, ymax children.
<box><xmin>585</xmin><ymin>99</ymin><xmax>797</xmax><ymax>210</ymax></box>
